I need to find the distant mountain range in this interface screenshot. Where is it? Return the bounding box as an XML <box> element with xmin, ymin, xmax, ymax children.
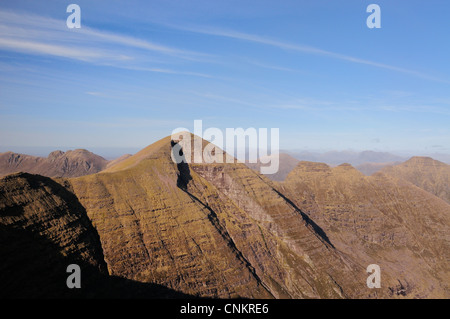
<box><xmin>0</xmin><ymin>150</ymin><xmax>132</xmax><ymax>178</ymax></box>
<box><xmin>286</xmin><ymin>150</ymin><xmax>408</xmax><ymax>166</ymax></box>
<box><xmin>0</xmin><ymin>135</ymin><xmax>449</xmax><ymax>298</ymax></box>
<box><xmin>245</xmin><ymin>150</ymin><xmax>409</xmax><ymax>180</ymax></box>
<box><xmin>246</xmin><ymin>153</ymin><xmax>300</xmax><ymax>181</ymax></box>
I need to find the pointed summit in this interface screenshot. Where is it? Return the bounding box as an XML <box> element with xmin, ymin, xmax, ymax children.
<box><xmin>104</xmin><ymin>132</ymin><xmax>238</xmax><ymax>173</ymax></box>
<box><xmin>68</xmin><ymin>133</ymin><xmax>369</xmax><ymax>299</ymax></box>
<box><xmin>103</xmin><ymin>135</ymin><xmax>174</xmax><ymax>173</ymax></box>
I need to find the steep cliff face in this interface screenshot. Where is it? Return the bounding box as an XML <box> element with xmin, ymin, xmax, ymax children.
<box><xmin>188</xmin><ymin>162</ymin><xmax>368</xmax><ymax>298</ymax></box>
<box><xmin>380</xmin><ymin>157</ymin><xmax>450</xmax><ymax>204</ymax></box>
<box><xmin>0</xmin><ymin>171</ymin><xmax>206</xmax><ymax>298</ymax></box>
<box><xmin>69</xmin><ymin>135</ymin><xmax>376</xmax><ymax>298</ymax></box>
<box><xmin>0</xmin><ymin>149</ymin><xmax>108</xmax><ymax>178</ymax></box>
<box><xmin>69</xmin><ymin>137</ymin><xmax>272</xmax><ymax>298</ymax></box>
<box><xmin>280</xmin><ymin>162</ymin><xmax>450</xmax><ymax>298</ymax></box>
<box><xmin>0</xmin><ymin>172</ymin><xmax>107</xmax><ymax>298</ymax></box>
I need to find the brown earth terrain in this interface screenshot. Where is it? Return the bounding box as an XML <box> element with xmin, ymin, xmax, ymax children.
<box><xmin>0</xmin><ymin>135</ymin><xmax>448</xmax><ymax>298</ymax></box>
<box><xmin>277</xmin><ymin>161</ymin><xmax>450</xmax><ymax>298</ymax></box>
<box><xmin>380</xmin><ymin>157</ymin><xmax>450</xmax><ymax>204</ymax></box>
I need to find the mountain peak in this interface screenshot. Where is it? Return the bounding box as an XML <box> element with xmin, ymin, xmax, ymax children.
<box><xmin>380</xmin><ymin>156</ymin><xmax>450</xmax><ymax>203</ymax></box>
<box><xmin>336</xmin><ymin>162</ymin><xmax>353</xmax><ymax>169</ymax></box>
<box><xmin>406</xmin><ymin>156</ymin><xmax>444</xmax><ymax>165</ymax></box>
<box><xmin>103</xmin><ymin>132</ymin><xmax>239</xmax><ymax>173</ymax></box>
<box><xmin>48</xmin><ymin>150</ymin><xmax>64</xmax><ymax>160</ymax></box>
<box><xmin>102</xmin><ymin>135</ymin><xmax>174</xmax><ymax>173</ymax></box>
<box><xmin>294</xmin><ymin>161</ymin><xmax>331</xmax><ymax>172</ymax></box>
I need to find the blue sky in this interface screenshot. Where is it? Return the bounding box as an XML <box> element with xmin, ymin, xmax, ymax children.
<box><xmin>0</xmin><ymin>0</ymin><xmax>449</xmax><ymax>157</ymax></box>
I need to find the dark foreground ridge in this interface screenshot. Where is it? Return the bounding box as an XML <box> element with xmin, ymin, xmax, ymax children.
<box><xmin>0</xmin><ymin>172</ymin><xmax>194</xmax><ymax>298</ymax></box>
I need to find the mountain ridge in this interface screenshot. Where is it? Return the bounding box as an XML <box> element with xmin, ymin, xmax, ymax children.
<box><xmin>380</xmin><ymin>156</ymin><xmax>450</xmax><ymax>204</ymax></box>
<box><xmin>0</xmin><ymin>149</ymin><xmax>109</xmax><ymax>178</ymax></box>
<box><xmin>0</xmin><ymin>135</ymin><xmax>449</xmax><ymax>298</ymax></box>
<box><xmin>278</xmin><ymin>159</ymin><xmax>450</xmax><ymax>298</ymax></box>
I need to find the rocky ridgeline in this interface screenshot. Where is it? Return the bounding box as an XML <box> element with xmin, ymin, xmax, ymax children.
<box><xmin>0</xmin><ymin>135</ymin><xmax>449</xmax><ymax>298</ymax></box>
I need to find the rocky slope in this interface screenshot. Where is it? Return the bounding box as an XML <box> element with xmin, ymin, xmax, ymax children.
<box><xmin>380</xmin><ymin>157</ymin><xmax>450</xmax><ymax>204</ymax></box>
<box><xmin>1</xmin><ymin>136</ymin><xmax>448</xmax><ymax>298</ymax></box>
<box><xmin>0</xmin><ymin>172</ymin><xmax>198</xmax><ymax>298</ymax></box>
<box><xmin>69</xmin><ymin>135</ymin><xmax>371</xmax><ymax>298</ymax></box>
<box><xmin>0</xmin><ymin>149</ymin><xmax>109</xmax><ymax>178</ymax></box>
<box><xmin>278</xmin><ymin>161</ymin><xmax>450</xmax><ymax>298</ymax></box>
<box><xmin>0</xmin><ymin>172</ymin><xmax>107</xmax><ymax>297</ymax></box>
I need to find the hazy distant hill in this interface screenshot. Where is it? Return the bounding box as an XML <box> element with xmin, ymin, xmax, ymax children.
<box><xmin>356</xmin><ymin>161</ymin><xmax>402</xmax><ymax>176</ymax></box>
<box><xmin>380</xmin><ymin>157</ymin><xmax>450</xmax><ymax>204</ymax></box>
<box><xmin>246</xmin><ymin>153</ymin><xmax>300</xmax><ymax>181</ymax></box>
<box><xmin>288</xmin><ymin>150</ymin><xmax>407</xmax><ymax>166</ymax></box>
<box><xmin>0</xmin><ymin>149</ymin><xmax>109</xmax><ymax>178</ymax></box>
<box><xmin>246</xmin><ymin>151</ymin><xmax>405</xmax><ymax>180</ymax></box>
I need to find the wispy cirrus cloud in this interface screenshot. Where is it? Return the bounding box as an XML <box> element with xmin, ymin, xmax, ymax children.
<box><xmin>0</xmin><ymin>37</ymin><xmax>119</xmax><ymax>62</ymax></box>
<box><xmin>245</xmin><ymin>60</ymin><xmax>304</xmax><ymax>73</ymax></box>
<box><xmin>0</xmin><ymin>9</ymin><xmax>212</xmax><ymax>76</ymax></box>
<box><xmin>170</xmin><ymin>24</ymin><xmax>450</xmax><ymax>84</ymax></box>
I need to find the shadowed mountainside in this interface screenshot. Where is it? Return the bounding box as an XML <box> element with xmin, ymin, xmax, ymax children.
<box><xmin>0</xmin><ymin>172</ymin><xmax>195</xmax><ymax>298</ymax></box>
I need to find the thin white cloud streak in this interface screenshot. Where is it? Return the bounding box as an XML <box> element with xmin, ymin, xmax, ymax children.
<box><xmin>0</xmin><ymin>9</ymin><xmax>212</xmax><ymax>75</ymax></box>
<box><xmin>0</xmin><ymin>113</ymin><xmax>191</xmax><ymax>130</ymax></box>
<box><xmin>0</xmin><ymin>37</ymin><xmax>115</xmax><ymax>62</ymax></box>
<box><xmin>246</xmin><ymin>60</ymin><xmax>303</xmax><ymax>73</ymax></box>
<box><xmin>186</xmin><ymin>90</ymin><xmax>450</xmax><ymax>115</ymax></box>
<box><xmin>378</xmin><ymin>104</ymin><xmax>450</xmax><ymax>116</ymax></box>
<box><xmin>0</xmin><ymin>10</ymin><xmax>203</xmax><ymax>57</ymax></box>
<box><xmin>271</xmin><ymin>101</ymin><xmax>450</xmax><ymax>115</ymax></box>
<box><xmin>111</xmin><ymin>65</ymin><xmax>214</xmax><ymax>78</ymax></box>
<box><xmin>173</xmin><ymin>25</ymin><xmax>450</xmax><ymax>84</ymax></box>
